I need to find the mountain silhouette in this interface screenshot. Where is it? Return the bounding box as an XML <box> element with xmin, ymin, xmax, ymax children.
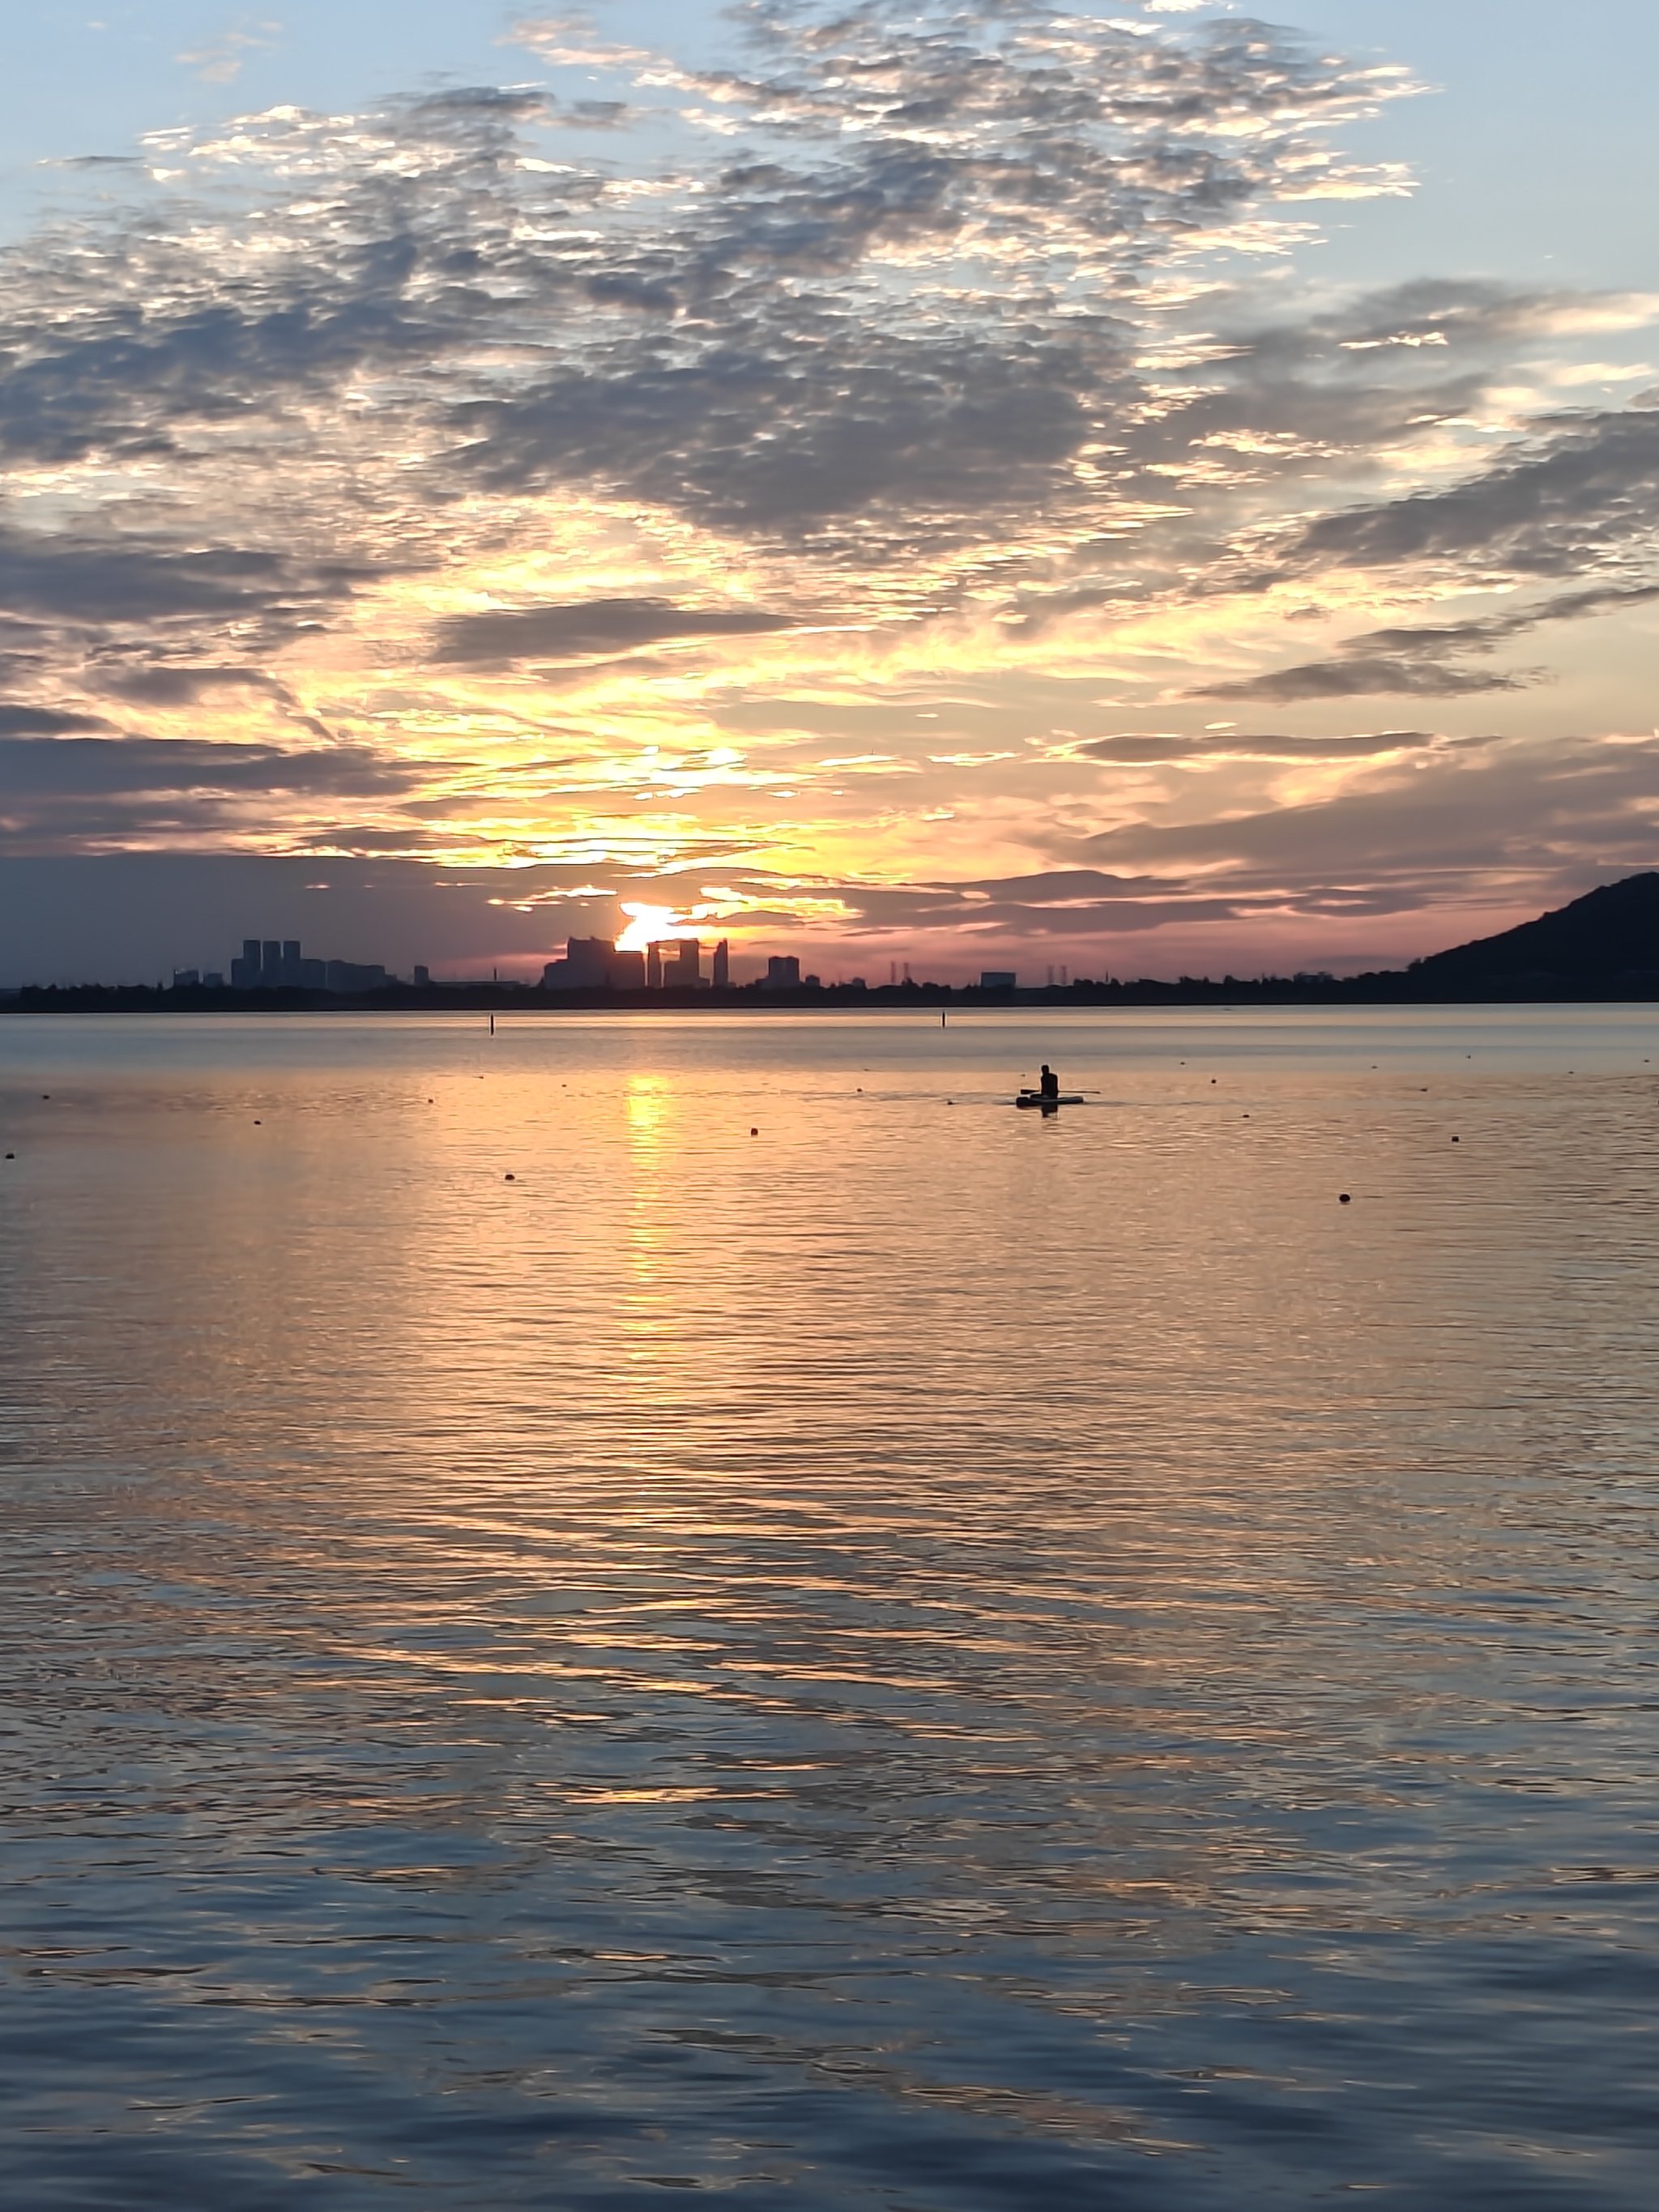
<box><xmin>1412</xmin><ymin>872</ymin><xmax>1659</xmax><ymax>989</ymax></box>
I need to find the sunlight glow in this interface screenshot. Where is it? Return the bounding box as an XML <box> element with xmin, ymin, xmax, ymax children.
<box><xmin>616</xmin><ymin>903</ymin><xmax>699</xmax><ymax>951</ymax></box>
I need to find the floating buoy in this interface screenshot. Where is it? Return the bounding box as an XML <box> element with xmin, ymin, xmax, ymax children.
<box><xmin>1452</xmin><ymin>1136</ymin><xmax>1460</xmax><ymax>1144</ymax></box>
<box><xmin>505</xmin><ymin>1173</ymin><xmax>515</xmax><ymax>1182</ymax></box>
<box><xmin>750</xmin><ymin>1127</ymin><xmax>758</xmax><ymax>1136</ymax></box>
<box><xmin>1339</xmin><ymin>1193</ymin><xmax>1352</xmax><ymax>1204</ymax></box>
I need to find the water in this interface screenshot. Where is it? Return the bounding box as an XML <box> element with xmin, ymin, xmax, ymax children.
<box><xmin>2</xmin><ymin>1008</ymin><xmax>1657</xmax><ymax>2209</ymax></box>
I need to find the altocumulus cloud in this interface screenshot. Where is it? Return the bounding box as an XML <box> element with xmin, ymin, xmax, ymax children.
<box><xmin>2</xmin><ymin>0</ymin><xmax>1658</xmax><ymax>974</ymax></box>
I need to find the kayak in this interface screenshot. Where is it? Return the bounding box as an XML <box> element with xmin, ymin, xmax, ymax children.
<box><xmin>1017</xmin><ymin>1092</ymin><xmax>1085</xmax><ymax>1108</ymax></box>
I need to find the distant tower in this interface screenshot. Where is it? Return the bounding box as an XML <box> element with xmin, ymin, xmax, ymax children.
<box><xmin>713</xmin><ymin>938</ymin><xmax>730</xmax><ymax>989</ymax></box>
<box><xmin>262</xmin><ymin>940</ymin><xmax>282</xmax><ymax>982</ymax></box>
<box><xmin>646</xmin><ymin>942</ymin><xmax>663</xmax><ymax>990</ymax></box>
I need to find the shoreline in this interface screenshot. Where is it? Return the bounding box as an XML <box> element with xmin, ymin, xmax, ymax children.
<box><xmin>5</xmin><ymin>982</ymin><xmax>1659</xmax><ymax>1014</ymax></box>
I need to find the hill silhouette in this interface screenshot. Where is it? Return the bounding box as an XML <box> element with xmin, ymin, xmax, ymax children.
<box><xmin>1411</xmin><ymin>872</ymin><xmax>1659</xmax><ymax>991</ymax></box>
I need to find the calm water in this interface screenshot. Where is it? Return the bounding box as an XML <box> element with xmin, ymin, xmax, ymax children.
<box><xmin>2</xmin><ymin>1008</ymin><xmax>1657</xmax><ymax>2210</ymax></box>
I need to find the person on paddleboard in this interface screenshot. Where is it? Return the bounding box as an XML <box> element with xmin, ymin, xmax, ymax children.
<box><xmin>1039</xmin><ymin>1063</ymin><xmax>1060</xmax><ymax>1101</ymax></box>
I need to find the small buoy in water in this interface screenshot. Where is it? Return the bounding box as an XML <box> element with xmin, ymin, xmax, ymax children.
<box><xmin>41</xmin><ymin>1095</ymin><xmax>49</xmax><ymax>1101</ymax></box>
<box><xmin>1452</xmin><ymin>1136</ymin><xmax>1461</xmax><ymax>1144</ymax></box>
<box><xmin>505</xmin><ymin>1173</ymin><xmax>515</xmax><ymax>1182</ymax></box>
<box><xmin>1340</xmin><ymin>1193</ymin><xmax>1352</xmax><ymax>1204</ymax></box>
<box><xmin>4</xmin><ymin>1153</ymin><xmax>12</xmax><ymax>1161</ymax></box>
<box><xmin>750</xmin><ymin>1127</ymin><xmax>758</xmax><ymax>1136</ymax></box>
<box><xmin>254</xmin><ymin>1119</ymin><xmax>262</xmax><ymax>1125</ymax></box>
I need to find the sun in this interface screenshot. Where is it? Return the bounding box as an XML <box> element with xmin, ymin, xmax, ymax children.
<box><xmin>615</xmin><ymin>903</ymin><xmax>699</xmax><ymax>953</ymax></box>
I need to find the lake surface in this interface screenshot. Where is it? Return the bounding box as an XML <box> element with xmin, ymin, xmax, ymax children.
<box><xmin>2</xmin><ymin>1008</ymin><xmax>1657</xmax><ymax>2210</ymax></box>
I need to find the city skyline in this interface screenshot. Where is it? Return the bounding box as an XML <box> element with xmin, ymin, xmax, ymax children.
<box><xmin>2</xmin><ymin>2</ymin><xmax>1658</xmax><ymax>985</ymax></box>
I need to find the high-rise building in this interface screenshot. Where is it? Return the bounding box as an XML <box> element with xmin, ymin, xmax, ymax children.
<box><xmin>667</xmin><ymin>939</ymin><xmax>701</xmax><ymax>988</ymax></box>
<box><xmin>646</xmin><ymin>942</ymin><xmax>664</xmax><ymax>989</ymax></box>
<box><xmin>568</xmin><ymin>936</ymin><xmax>614</xmax><ymax>987</ymax></box>
<box><xmin>608</xmin><ymin>950</ymin><xmax>646</xmax><ymax>991</ymax></box>
<box><xmin>413</xmin><ymin>965</ymin><xmax>430</xmax><ymax>987</ymax></box>
<box><xmin>543</xmin><ymin>936</ymin><xmax>619</xmax><ymax>989</ymax></box>
<box><xmin>712</xmin><ymin>939</ymin><xmax>730</xmax><ymax>988</ymax></box>
<box><xmin>228</xmin><ymin>937</ymin><xmax>383</xmax><ymax>992</ymax></box>
<box><xmin>764</xmin><ymin>955</ymin><xmax>801</xmax><ymax>991</ymax></box>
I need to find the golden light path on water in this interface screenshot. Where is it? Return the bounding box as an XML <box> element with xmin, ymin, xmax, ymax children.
<box><xmin>1</xmin><ymin>1008</ymin><xmax>1657</xmax><ymax>2208</ymax></box>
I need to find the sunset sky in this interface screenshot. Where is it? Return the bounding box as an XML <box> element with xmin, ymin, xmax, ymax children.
<box><xmin>3</xmin><ymin>0</ymin><xmax>1657</xmax><ymax>982</ymax></box>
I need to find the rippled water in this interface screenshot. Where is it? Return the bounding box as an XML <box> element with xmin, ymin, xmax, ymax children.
<box><xmin>3</xmin><ymin>1008</ymin><xmax>1657</xmax><ymax>2209</ymax></box>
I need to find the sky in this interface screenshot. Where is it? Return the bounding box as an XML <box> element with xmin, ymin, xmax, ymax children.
<box><xmin>2</xmin><ymin>0</ymin><xmax>1657</xmax><ymax>984</ymax></box>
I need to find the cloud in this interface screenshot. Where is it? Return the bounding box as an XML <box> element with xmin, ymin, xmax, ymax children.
<box><xmin>1198</xmin><ymin>657</ymin><xmax>1533</xmax><ymax>703</ymax></box>
<box><xmin>0</xmin><ymin>705</ymin><xmax>116</xmax><ymax>736</ymax></box>
<box><xmin>0</xmin><ymin>735</ymin><xmax>459</xmax><ymax>858</ymax></box>
<box><xmin>1290</xmin><ymin>407</ymin><xmax>1659</xmax><ymax>581</ymax></box>
<box><xmin>1079</xmin><ymin>735</ymin><xmax>1659</xmax><ymax>893</ymax></box>
<box><xmin>0</xmin><ymin>526</ymin><xmax>360</xmax><ymax>629</ymax></box>
<box><xmin>436</xmin><ymin>599</ymin><xmax>800</xmax><ymax>665</ymax></box>
<box><xmin>1073</xmin><ymin>730</ymin><xmax>1436</xmax><ymax>761</ymax></box>
<box><xmin>177</xmin><ymin>20</ymin><xmax>282</xmax><ymax>87</ymax></box>
<box><xmin>1</xmin><ymin>0</ymin><xmax>1656</xmax><ymax>967</ymax></box>
<box><xmin>1197</xmin><ymin>582</ymin><xmax>1659</xmax><ymax>701</ymax></box>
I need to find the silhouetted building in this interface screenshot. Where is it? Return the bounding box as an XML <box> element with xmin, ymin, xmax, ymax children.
<box><xmin>203</xmin><ymin>972</ymin><xmax>224</xmax><ymax>990</ymax></box>
<box><xmin>325</xmin><ymin>960</ymin><xmax>390</xmax><ymax>992</ymax></box>
<box><xmin>543</xmin><ymin>936</ymin><xmax>649</xmax><ymax>991</ymax></box>
<box><xmin>563</xmin><ymin>936</ymin><xmax>616</xmax><ymax>988</ymax></box>
<box><xmin>172</xmin><ymin>968</ymin><xmax>199</xmax><ymax>989</ymax></box>
<box><xmin>646</xmin><ymin>942</ymin><xmax>664</xmax><ymax>989</ymax></box>
<box><xmin>667</xmin><ymin>939</ymin><xmax>702</xmax><ymax>988</ymax></box>
<box><xmin>227</xmin><ymin>938</ymin><xmax>386</xmax><ymax>991</ymax></box>
<box><xmin>413</xmin><ymin>965</ymin><xmax>430</xmax><ymax>987</ymax></box>
<box><xmin>713</xmin><ymin>939</ymin><xmax>730</xmax><ymax>988</ymax></box>
<box><xmin>980</xmin><ymin>970</ymin><xmax>1017</xmax><ymax>990</ymax></box>
<box><xmin>763</xmin><ymin>955</ymin><xmax>800</xmax><ymax>991</ymax></box>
